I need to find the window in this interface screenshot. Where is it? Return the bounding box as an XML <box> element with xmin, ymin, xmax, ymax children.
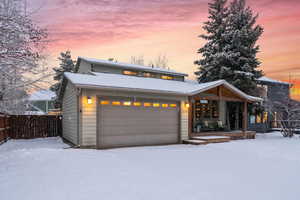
<box><xmin>161</xmin><ymin>75</ymin><xmax>174</xmax><ymax>80</ymax></box>
<box><xmin>112</xmin><ymin>101</ymin><xmax>121</xmax><ymax>106</ymax></box>
<box><xmin>162</xmin><ymin>104</ymin><xmax>168</xmax><ymax>108</ymax></box>
<box><xmin>153</xmin><ymin>103</ymin><xmax>160</xmax><ymax>107</ymax></box>
<box><xmin>123</xmin><ymin>70</ymin><xmax>138</xmax><ymax>76</ymax></box>
<box><xmin>123</xmin><ymin>101</ymin><xmax>132</xmax><ymax>106</ymax></box>
<box><xmin>256</xmin><ymin>114</ymin><xmax>262</xmax><ymax>123</ymax></box>
<box><xmin>195</xmin><ymin>100</ymin><xmax>219</xmax><ymax>120</ymax></box>
<box><xmin>133</xmin><ymin>102</ymin><xmax>141</xmax><ymax>106</ymax></box>
<box><xmin>170</xmin><ymin>104</ymin><xmax>177</xmax><ymax>108</ymax></box>
<box><xmin>263</xmin><ymin>112</ymin><xmax>268</xmax><ymax>123</ymax></box>
<box><xmin>143</xmin><ymin>72</ymin><xmax>155</xmax><ymax>78</ymax></box>
<box><xmin>100</xmin><ymin>100</ymin><xmax>110</xmax><ymax>105</ymax></box>
<box><xmin>250</xmin><ymin>115</ymin><xmax>256</xmax><ymax>124</ymax></box>
<box><xmin>144</xmin><ymin>102</ymin><xmax>152</xmax><ymax>107</ymax></box>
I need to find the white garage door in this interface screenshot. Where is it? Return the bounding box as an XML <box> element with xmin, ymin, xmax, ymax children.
<box><xmin>97</xmin><ymin>97</ymin><xmax>179</xmax><ymax>148</ymax></box>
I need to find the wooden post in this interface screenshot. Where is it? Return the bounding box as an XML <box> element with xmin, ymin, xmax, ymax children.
<box><xmin>188</xmin><ymin>98</ymin><xmax>193</xmax><ymax>138</ymax></box>
<box><xmin>243</xmin><ymin>101</ymin><xmax>248</xmax><ymax>132</ymax></box>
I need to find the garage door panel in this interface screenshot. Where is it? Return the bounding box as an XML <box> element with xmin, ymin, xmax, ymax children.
<box><xmin>98</xmin><ymin>99</ymin><xmax>179</xmax><ymax>148</ymax></box>
<box><xmin>102</xmin><ymin>134</ymin><xmax>178</xmax><ymax>147</ymax></box>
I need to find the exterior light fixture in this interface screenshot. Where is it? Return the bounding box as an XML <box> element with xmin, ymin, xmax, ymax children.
<box><xmin>87</xmin><ymin>96</ymin><xmax>92</xmax><ymax>104</ymax></box>
<box><xmin>185</xmin><ymin>102</ymin><xmax>190</xmax><ymax>108</ymax></box>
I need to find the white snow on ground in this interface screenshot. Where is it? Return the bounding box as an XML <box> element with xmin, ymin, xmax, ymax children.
<box><xmin>1</xmin><ymin>132</ymin><xmax>300</xmax><ymax>200</ymax></box>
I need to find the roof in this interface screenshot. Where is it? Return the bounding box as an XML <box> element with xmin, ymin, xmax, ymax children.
<box><xmin>64</xmin><ymin>72</ymin><xmax>262</xmax><ymax>102</ymax></box>
<box><xmin>28</xmin><ymin>90</ymin><xmax>56</xmax><ymax>101</ymax></box>
<box><xmin>258</xmin><ymin>76</ymin><xmax>290</xmax><ymax>85</ymax></box>
<box><xmin>77</xmin><ymin>56</ymin><xmax>188</xmax><ymax>77</ymax></box>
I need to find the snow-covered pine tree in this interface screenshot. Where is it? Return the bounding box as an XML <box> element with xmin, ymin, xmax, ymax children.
<box><xmin>223</xmin><ymin>0</ymin><xmax>263</xmax><ymax>94</ymax></box>
<box><xmin>195</xmin><ymin>0</ymin><xmax>263</xmax><ymax>95</ymax></box>
<box><xmin>195</xmin><ymin>0</ymin><xmax>229</xmax><ymax>82</ymax></box>
<box><xmin>50</xmin><ymin>51</ymin><xmax>75</xmax><ymax>95</ymax></box>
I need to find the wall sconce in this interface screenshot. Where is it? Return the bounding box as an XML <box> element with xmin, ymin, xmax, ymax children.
<box><xmin>185</xmin><ymin>102</ymin><xmax>190</xmax><ymax>108</ymax></box>
<box><xmin>87</xmin><ymin>96</ymin><xmax>92</xmax><ymax>104</ymax></box>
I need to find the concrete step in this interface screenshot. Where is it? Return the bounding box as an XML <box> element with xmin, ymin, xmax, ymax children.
<box><xmin>182</xmin><ymin>140</ymin><xmax>209</xmax><ymax>145</ymax></box>
<box><xmin>191</xmin><ymin>136</ymin><xmax>231</xmax><ymax>143</ymax></box>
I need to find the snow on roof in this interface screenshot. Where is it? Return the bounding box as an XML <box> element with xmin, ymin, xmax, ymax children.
<box><xmin>64</xmin><ymin>72</ymin><xmax>262</xmax><ymax>102</ymax></box>
<box><xmin>78</xmin><ymin>56</ymin><xmax>188</xmax><ymax>77</ymax></box>
<box><xmin>258</xmin><ymin>76</ymin><xmax>290</xmax><ymax>85</ymax></box>
<box><xmin>28</xmin><ymin>90</ymin><xmax>56</xmax><ymax>101</ymax></box>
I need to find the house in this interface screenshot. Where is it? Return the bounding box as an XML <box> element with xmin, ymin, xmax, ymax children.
<box><xmin>248</xmin><ymin>76</ymin><xmax>291</xmax><ymax>132</ymax></box>
<box><xmin>26</xmin><ymin>90</ymin><xmax>56</xmax><ymax>115</ymax></box>
<box><xmin>59</xmin><ymin>57</ymin><xmax>262</xmax><ymax>148</ymax></box>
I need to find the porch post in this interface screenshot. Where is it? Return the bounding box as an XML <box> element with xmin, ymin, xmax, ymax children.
<box><xmin>243</xmin><ymin>101</ymin><xmax>248</xmax><ymax>132</ymax></box>
<box><xmin>188</xmin><ymin>97</ymin><xmax>193</xmax><ymax>138</ymax></box>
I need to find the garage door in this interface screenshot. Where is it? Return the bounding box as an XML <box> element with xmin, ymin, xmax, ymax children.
<box><xmin>98</xmin><ymin>97</ymin><xmax>179</xmax><ymax>148</ymax></box>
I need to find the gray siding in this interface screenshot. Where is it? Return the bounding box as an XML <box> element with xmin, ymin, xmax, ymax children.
<box><xmin>180</xmin><ymin>101</ymin><xmax>189</xmax><ymax>140</ymax></box>
<box><xmin>62</xmin><ymin>82</ymin><xmax>78</xmax><ymax>145</ymax></box>
<box><xmin>77</xmin><ymin>60</ymin><xmax>92</xmax><ymax>74</ymax></box>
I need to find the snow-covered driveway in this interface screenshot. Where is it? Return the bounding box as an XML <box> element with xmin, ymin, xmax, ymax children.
<box><xmin>1</xmin><ymin>133</ymin><xmax>300</xmax><ymax>200</ymax></box>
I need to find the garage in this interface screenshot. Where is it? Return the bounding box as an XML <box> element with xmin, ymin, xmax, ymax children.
<box><xmin>97</xmin><ymin>97</ymin><xmax>180</xmax><ymax>148</ymax></box>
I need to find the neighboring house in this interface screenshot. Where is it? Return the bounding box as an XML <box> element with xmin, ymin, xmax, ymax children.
<box><xmin>59</xmin><ymin>57</ymin><xmax>262</xmax><ymax>149</ymax></box>
<box><xmin>26</xmin><ymin>90</ymin><xmax>56</xmax><ymax>115</ymax></box>
<box><xmin>248</xmin><ymin>76</ymin><xmax>291</xmax><ymax>132</ymax></box>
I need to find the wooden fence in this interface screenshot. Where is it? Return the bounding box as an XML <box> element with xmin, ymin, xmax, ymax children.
<box><xmin>0</xmin><ymin>115</ymin><xmax>62</xmax><ymax>144</ymax></box>
<box><xmin>0</xmin><ymin>114</ymin><xmax>9</xmax><ymax>144</ymax></box>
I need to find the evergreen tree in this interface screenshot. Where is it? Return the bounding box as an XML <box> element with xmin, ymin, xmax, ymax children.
<box><xmin>195</xmin><ymin>0</ymin><xmax>264</xmax><ymax>94</ymax></box>
<box><xmin>195</xmin><ymin>0</ymin><xmax>229</xmax><ymax>82</ymax></box>
<box><xmin>50</xmin><ymin>51</ymin><xmax>75</xmax><ymax>95</ymax></box>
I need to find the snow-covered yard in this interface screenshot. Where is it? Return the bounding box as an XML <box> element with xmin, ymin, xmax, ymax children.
<box><xmin>1</xmin><ymin>132</ymin><xmax>300</xmax><ymax>200</ymax></box>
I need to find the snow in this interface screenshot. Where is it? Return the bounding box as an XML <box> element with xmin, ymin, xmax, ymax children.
<box><xmin>64</xmin><ymin>72</ymin><xmax>262</xmax><ymax>102</ymax></box>
<box><xmin>1</xmin><ymin>132</ymin><xmax>300</xmax><ymax>200</ymax></box>
<box><xmin>78</xmin><ymin>56</ymin><xmax>188</xmax><ymax>76</ymax></box>
<box><xmin>28</xmin><ymin>90</ymin><xmax>56</xmax><ymax>101</ymax></box>
<box><xmin>258</xmin><ymin>76</ymin><xmax>290</xmax><ymax>85</ymax></box>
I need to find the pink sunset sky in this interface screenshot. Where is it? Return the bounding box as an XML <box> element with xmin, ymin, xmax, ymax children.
<box><xmin>29</xmin><ymin>0</ymin><xmax>300</xmax><ymax>99</ymax></box>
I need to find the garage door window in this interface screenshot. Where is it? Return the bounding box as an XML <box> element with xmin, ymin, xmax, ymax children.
<box><xmin>153</xmin><ymin>103</ymin><xmax>160</xmax><ymax>107</ymax></box>
<box><xmin>100</xmin><ymin>100</ymin><xmax>110</xmax><ymax>105</ymax></box>
<box><xmin>133</xmin><ymin>102</ymin><xmax>142</xmax><ymax>106</ymax></box>
<box><xmin>144</xmin><ymin>102</ymin><xmax>152</xmax><ymax>107</ymax></box>
<box><xmin>123</xmin><ymin>101</ymin><xmax>132</xmax><ymax>106</ymax></box>
<box><xmin>162</xmin><ymin>104</ymin><xmax>168</xmax><ymax>108</ymax></box>
<box><xmin>112</xmin><ymin>101</ymin><xmax>121</xmax><ymax>106</ymax></box>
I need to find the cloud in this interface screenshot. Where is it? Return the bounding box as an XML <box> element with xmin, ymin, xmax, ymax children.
<box><xmin>29</xmin><ymin>0</ymin><xmax>300</xmax><ymax>86</ymax></box>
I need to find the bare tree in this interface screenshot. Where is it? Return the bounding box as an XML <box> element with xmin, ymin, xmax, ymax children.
<box><xmin>130</xmin><ymin>55</ymin><xmax>144</xmax><ymax>66</ymax></box>
<box><xmin>130</xmin><ymin>54</ymin><xmax>169</xmax><ymax>69</ymax></box>
<box><xmin>148</xmin><ymin>54</ymin><xmax>168</xmax><ymax>69</ymax></box>
<box><xmin>0</xmin><ymin>0</ymin><xmax>48</xmax><ymax>114</ymax></box>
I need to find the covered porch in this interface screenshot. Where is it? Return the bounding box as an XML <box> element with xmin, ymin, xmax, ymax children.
<box><xmin>186</xmin><ymin>83</ymin><xmax>261</xmax><ymax>142</ymax></box>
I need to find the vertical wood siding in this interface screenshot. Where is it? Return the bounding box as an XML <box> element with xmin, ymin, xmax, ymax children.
<box><xmin>62</xmin><ymin>82</ymin><xmax>78</xmax><ymax>145</ymax></box>
<box><xmin>180</xmin><ymin>101</ymin><xmax>189</xmax><ymax>140</ymax></box>
<box><xmin>81</xmin><ymin>93</ymin><xmax>97</xmax><ymax>146</ymax></box>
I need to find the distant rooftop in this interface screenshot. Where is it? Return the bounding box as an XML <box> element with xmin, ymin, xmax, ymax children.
<box><xmin>78</xmin><ymin>56</ymin><xmax>188</xmax><ymax>77</ymax></box>
<box><xmin>28</xmin><ymin>90</ymin><xmax>56</xmax><ymax>101</ymax></box>
<box><xmin>258</xmin><ymin>76</ymin><xmax>290</xmax><ymax>85</ymax></box>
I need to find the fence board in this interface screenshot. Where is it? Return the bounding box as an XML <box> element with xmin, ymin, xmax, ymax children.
<box><xmin>0</xmin><ymin>114</ymin><xmax>9</xmax><ymax>144</ymax></box>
